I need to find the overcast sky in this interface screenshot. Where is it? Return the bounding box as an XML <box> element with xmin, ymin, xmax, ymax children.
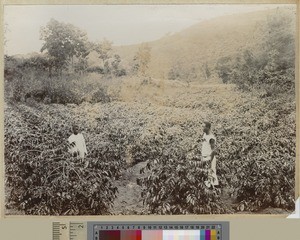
<box><xmin>4</xmin><ymin>4</ymin><xmax>293</xmax><ymax>55</ymax></box>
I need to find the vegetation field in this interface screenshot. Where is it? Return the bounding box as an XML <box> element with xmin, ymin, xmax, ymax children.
<box><xmin>5</xmin><ymin>77</ymin><xmax>295</xmax><ymax>215</ymax></box>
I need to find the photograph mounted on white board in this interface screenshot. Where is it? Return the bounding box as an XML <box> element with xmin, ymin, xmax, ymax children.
<box><xmin>3</xmin><ymin>4</ymin><xmax>296</xmax><ymax>215</ymax></box>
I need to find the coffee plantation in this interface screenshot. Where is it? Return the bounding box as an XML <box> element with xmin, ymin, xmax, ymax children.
<box><xmin>4</xmin><ymin>81</ymin><xmax>295</xmax><ymax>215</ymax></box>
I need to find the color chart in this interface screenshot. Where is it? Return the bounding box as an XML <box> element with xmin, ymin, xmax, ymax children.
<box><xmin>88</xmin><ymin>222</ymin><xmax>229</xmax><ymax>240</ymax></box>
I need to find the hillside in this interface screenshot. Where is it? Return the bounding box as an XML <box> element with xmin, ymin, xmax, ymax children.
<box><xmin>11</xmin><ymin>7</ymin><xmax>295</xmax><ymax>83</ymax></box>
<box><xmin>109</xmin><ymin>7</ymin><xmax>295</xmax><ymax>80</ymax></box>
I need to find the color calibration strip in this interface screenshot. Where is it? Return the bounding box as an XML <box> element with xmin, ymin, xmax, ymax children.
<box><xmin>90</xmin><ymin>223</ymin><xmax>228</xmax><ymax>240</ymax></box>
<box><xmin>96</xmin><ymin>229</ymin><xmax>218</xmax><ymax>240</ymax></box>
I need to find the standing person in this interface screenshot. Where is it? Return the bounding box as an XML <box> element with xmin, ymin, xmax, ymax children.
<box><xmin>201</xmin><ymin>121</ymin><xmax>219</xmax><ymax>188</ymax></box>
<box><xmin>68</xmin><ymin>124</ymin><xmax>88</xmax><ymax>161</ymax></box>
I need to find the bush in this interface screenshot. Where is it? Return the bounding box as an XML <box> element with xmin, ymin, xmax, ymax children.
<box><xmin>5</xmin><ymin>103</ymin><xmax>123</xmax><ymax>215</ymax></box>
<box><xmin>216</xmin><ymin>96</ymin><xmax>295</xmax><ymax>211</ymax></box>
<box><xmin>87</xmin><ymin>66</ymin><xmax>104</xmax><ymax>74</ymax></box>
<box><xmin>48</xmin><ymin>87</ymin><xmax>81</xmax><ymax>105</ymax></box>
<box><xmin>235</xmin><ymin>158</ymin><xmax>294</xmax><ymax>211</ymax></box>
<box><xmin>4</xmin><ymin>56</ymin><xmax>49</xmax><ymax>102</ymax></box>
<box><xmin>113</xmin><ymin>68</ymin><xmax>127</xmax><ymax>77</ymax></box>
<box><xmin>6</xmin><ymin>154</ymin><xmax>118</xmax><ymax>215</ymax></box>
<box><xmin>139</xmin><ymin>158</ymin><xmax>226</xmax><ymax>214</ymax></box>
<box><xmin>90</xmin><ymin>87</ymin><xmax>111</xmax><ymax>103</ymax></box>
<box><xmin>131</xmin><ymin>120</ymin><xmax>227</xmax><ymax>214</ymax></box>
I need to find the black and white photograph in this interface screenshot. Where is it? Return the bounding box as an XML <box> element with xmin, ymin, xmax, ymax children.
<box><xmin>3</xmin><ymin>4</ymin><xmax>297</xmax><ymax>215</ymax></box>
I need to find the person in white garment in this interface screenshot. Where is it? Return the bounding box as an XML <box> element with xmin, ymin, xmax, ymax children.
<box><xmin>68</xmin><ymin>125</ymin><xmax>87</xmax><ymax>160</ymax></box>
<box><xmin>201</xmin><ymin>121</ymin><xmax>219</xmax><ymax>188</ymax></box>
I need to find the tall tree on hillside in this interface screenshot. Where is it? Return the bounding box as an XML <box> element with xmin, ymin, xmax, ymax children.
<box><xmin>40</xmin><ymin>19</ymin><xmax>90</xmax><ymax>75</ymax></box>
<box><xmin>263</xmin><ymin>10</ymin><xmax>296</xmax><ymax>70</ymax></box>
<box><xmin>201</xmin><ymin>62</ymin><xmax>211</xmax><ymax>80</ymax></box>
<box><xmin>132</xmin><ymin>43</ymin><xmax>151</xmax><ymax>76</ymax></box>
<box><xmin>111</xmin><ymin>54</ymin><xmax>126</xmax><ymax>77</ymax></box>
<box><xmin>215</xmin><ymin>56</ymin><xmax>233</xmax><ymax>84</ymax></box>
<box><xmin>94</xmin><ymin>38</ymin><xmax>113</xmax><ymax>73</ymax></box>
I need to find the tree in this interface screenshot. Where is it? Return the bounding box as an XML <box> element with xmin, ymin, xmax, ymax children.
<box><xmin>111</xmin><ymin>54</ymin><xmax>121</xmax><ymax>72</ymax></box>
<box><xmin>132</xmin><ymin>43</ymin><xmax>151</xmax><ymax>76</ymax></box>
<box><xmin>263</xmin><ymin>10</ymin><xmax>295</xmax><ymax>70</ymax></box>
<box><xmin>111</xmin><ymin>54</ymin><xmax>126</xmax><ymax>77</ymax></box>
<box><xmin>40</xmin><ymin>19</ymin><xmax>90</xmax><ymax>75</ymax></box>
<box><xmin>168</xmin><ymin>62</ymin><xmax>197</xmax><ymax>84</ymax></box>
<box><xmin>215</xmin><ymin>57</ymin><xmax>233</xmax><ymax>84</ymax></box>
<box><xmin>201</xmin><ymin>62</ymin><xmax>211</xmax><ymax>80</ymax></box>
<box><xmin>94</xmin><ymin>38</ymin><xmax>113</xmax><ymax>68</ymax></box>
<box><xmin>74</xmin><ymin>58</ymin><xmax>89</xmax><ymax>75</ymax></box>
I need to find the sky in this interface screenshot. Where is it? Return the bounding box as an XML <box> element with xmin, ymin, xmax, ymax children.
<box><xmin>3</xmin><ymin>4</ymin><xmax>293</xmax><ymax>56</ymax></box>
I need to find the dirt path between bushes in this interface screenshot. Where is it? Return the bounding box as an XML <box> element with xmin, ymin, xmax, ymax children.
<box><xmin>109</xmin><ymin>161</ymin><xmax>149</xmax><ymax>215</ymax></box>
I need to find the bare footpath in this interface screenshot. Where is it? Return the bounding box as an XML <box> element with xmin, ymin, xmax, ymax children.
<box><xmin>110</xmin><ymin>161</ymin><xmax>149</xmax><ymax>215</ymax></box>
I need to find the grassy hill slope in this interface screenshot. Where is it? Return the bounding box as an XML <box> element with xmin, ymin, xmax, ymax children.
<box><xmin>109</xmin><ymin>7</ymin><xmax>295</xmax><ymax>80</ymax></box>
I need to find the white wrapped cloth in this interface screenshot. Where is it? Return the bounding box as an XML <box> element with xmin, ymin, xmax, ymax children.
<box><xmin>68</xmin><ymin>133</ymin><xmax>87</xmax><ymax>159</ymax></box>
<box><xmin>203</xmin><ymin>155</ymin><xmax>219</xmax><ymax>187</ymax></box>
